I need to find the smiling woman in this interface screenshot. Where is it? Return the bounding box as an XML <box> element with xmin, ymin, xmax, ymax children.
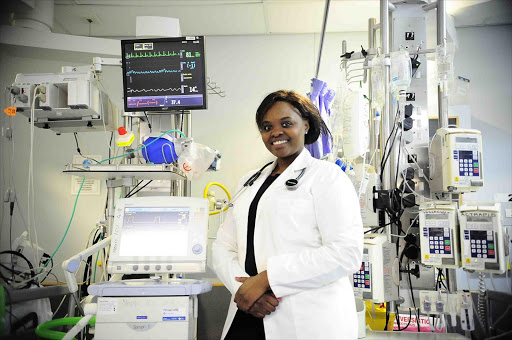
<box><xmin>212</xmin><ymin>90</ymin><xmax>364</xmax><ymax>340</ymax></box>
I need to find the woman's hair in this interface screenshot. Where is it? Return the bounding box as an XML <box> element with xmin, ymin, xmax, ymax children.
<box><xmin>255</xmin><ymin>90</ymin><xmax>330</xmax><ymax>145</ymax></box>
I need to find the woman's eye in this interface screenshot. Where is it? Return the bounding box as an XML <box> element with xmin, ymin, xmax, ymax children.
<box><xmin>282</xmin><ymin>121</ymin><xmax>293</xmax><ymax>127</ymax></box>
<box><xmin>262</xmin><ymin>125</ymin><xmax>272</xmax><ymax>132</ymax></box>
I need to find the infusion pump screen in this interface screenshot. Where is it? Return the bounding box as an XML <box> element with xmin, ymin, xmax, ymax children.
<box><xmin>119</xmin><ymin>207</ymin><xmax>189</xmax><ymax>257</ymax></box>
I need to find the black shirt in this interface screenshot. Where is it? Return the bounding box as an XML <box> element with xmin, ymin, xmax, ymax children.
<box><xmin>225</xmin><ymin>174</ymin><xmax>279</xmax><ymax>340</ymax></box>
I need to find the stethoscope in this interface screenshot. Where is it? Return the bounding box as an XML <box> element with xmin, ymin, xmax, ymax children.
<box><xmin>227</xmin><ymin>162</ymin><xmax>306</xmax><ymax>207</ymax></box>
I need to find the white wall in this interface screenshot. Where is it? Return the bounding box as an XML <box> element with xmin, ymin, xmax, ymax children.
<box><xmin>453</xmin><ymin>25</ymin><xmax>512</xmax><ymax>293</ymax></box>
<box><xmin>0</xmin><ymin>25</ymin><xmax>510</xmax><ymax>291</ymax></box>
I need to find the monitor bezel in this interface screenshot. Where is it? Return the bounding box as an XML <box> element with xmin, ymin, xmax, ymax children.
<box><xmin>121</xmin><ymin>36</ymin><xmax>207</xmax><ymax>112</ymax></box>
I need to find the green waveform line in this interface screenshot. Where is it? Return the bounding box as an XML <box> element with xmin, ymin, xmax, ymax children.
<box><xmin>126</xmin><ymin>51</ymin><xmax>180</xmax><ymax>59</ymax></box>
<box><xmin>126</xmin><ymin>68</ymin><xmax>181</xmax><ymax>75</ymax></box>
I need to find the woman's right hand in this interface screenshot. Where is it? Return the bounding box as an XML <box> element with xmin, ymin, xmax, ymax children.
<box><xmin>247</xmin><ymin>291</ymin><xmax>280</xmax><ymax>319</ymax></box>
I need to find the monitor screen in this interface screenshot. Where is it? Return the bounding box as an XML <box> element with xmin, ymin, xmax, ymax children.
<box><xmin>121</xmin><ymin>36</ymin><xmax>207</xmax><ymax>112</ymax></box>
<box><xmin>119</xmin><ymin>207</ymin><xmax>190</xmax><ymax>257</ymax></box>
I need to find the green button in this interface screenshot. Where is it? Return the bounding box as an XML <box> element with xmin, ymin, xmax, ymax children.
<box><xmin>488</xmin><ymin>244</ymin><xmax>494</xmax><ymax>249</ymax></box>
<box><xmin>365</xmin><ymin>274</ymin><xmax>370</xmax><ymax>279</ymax></box>
<box><xmin>445</xmin><ymin>240</ymin><xmax>450</xmax><ymax>245</ymax></box>
<box><xmin>474</xmin><ymin>162</ymin><xmax>479</xmax><ymax>167</ymax></box>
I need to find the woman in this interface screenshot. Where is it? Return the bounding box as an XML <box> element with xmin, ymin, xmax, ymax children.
<box><xmin>212</xmin><ymin>90</ymin><xmax>363</xmax><ymax>339</ymax></box>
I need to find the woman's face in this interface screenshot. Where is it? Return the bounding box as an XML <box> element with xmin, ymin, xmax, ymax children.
<box><xmin>260</xmin><ymin>101</ymin><xmax>309</xmax><ymax>162</ymax></box>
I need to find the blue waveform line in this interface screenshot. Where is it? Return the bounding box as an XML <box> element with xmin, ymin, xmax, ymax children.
<box><xmin>126</xmin><ymin>68</ymin><xmax>182</xmax><ymax>76</ymax></box>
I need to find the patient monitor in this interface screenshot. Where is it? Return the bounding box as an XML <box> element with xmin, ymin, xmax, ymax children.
<box><xmin>87</xmin><ymin>196</ymin><xmax>211</xmax><ymax>340</ymax></box>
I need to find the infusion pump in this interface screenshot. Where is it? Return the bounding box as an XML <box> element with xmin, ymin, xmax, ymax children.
<box><xmin>352</xmin><ymin>234</ymin><xmax>399</xmax><ymax>303</ymax></box>
<box><xmin>429</xmin><ymin>128</ymin><xmax>483</xmax><ymax>194</ymax></box>
<box><xmin>419</xmin><ymin>202</ymin><xmax>460</xmax><ymax>268</ymax></box>
<box><xmin>459</xmin><ymin>203</ymin><xmax>508</xmax><ymax>274</ymax></box>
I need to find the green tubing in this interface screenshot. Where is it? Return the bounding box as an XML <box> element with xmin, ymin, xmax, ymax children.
<box><xmin>35</xmin><ymin>316</ymin><xmax>96</xmax><ymax>340</ymax></box>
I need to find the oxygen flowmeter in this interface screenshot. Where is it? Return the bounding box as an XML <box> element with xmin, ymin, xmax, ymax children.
<box><xmin>419</xmin><ymin>201</ymin><xmax>460</xmax><ymax>268</ymax></box>
<box><xmin>429</xmin><ymin>128</ymin><xmax>483</xmax><ymax>193</ymax></box>
<box><xmin>459</xmin><ymin>203</ymin><xmax>509</xmax><ymax>274</ymax></box>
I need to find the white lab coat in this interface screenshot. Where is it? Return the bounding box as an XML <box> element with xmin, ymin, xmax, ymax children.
<box><xmin>212</xmin><ymin>149</ymin><xmax>363</xmax><ymax>339</ymax></box>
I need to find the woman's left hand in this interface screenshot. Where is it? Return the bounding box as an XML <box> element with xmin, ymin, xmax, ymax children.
<box><xmin>234</xmin><ymin>271</ymin><xmax>270</xmax><ymax>312</ymax></box>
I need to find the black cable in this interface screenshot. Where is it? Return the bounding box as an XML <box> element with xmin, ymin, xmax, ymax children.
<box><xmin>407</xmin><ymin>265</ymin><xmax>420</xmax><ymax>332</ymax></box>
<box><xmin>39</xmin><ymin>257</ymin><xmax>54</xmax><ymax>284</ymax></box>
<box><xmin>125</xmin><ymin>180</ymin><xmax>144</xmax><ymax>198</ymax></box>
<box><xmin>73</xmin><ymin>133</ymin><xmax>99</xmax><ymax>163</ymax></box>
<box><xmin>0</xmin><ymin>250</ymin><xmax>35</xmax><ymax>288</ymax></box>
<box><xmin>108</xmin><ymin>131</ymin><xmax>114</xmax><ymax>164</ymax></box>
<box><xmin>125</xmin><ymin>180</ymin><xmax>153</xmax><ymax>198</ymax></box>
<box><xmin>143</xmin><ymin>112</ymin><xmax>152</xmax><ymax>132</ymax></box>
<box><xmin>395</xmin><ymin>307</ymin><xmax>412</xmax><ymax>331</ymax></box>
<box><xmin>380</xmin><ymin>105</ymin><xmax>401</xmax><ymax>181</ymax></box>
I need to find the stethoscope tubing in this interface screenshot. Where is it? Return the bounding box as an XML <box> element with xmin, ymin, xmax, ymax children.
<box><xmin>227</xmin><ymin>162</ymin><xmax>306</xmax><ymax>206</ymax></box>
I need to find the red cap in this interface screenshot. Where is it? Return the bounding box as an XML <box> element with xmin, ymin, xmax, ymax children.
<box><xmin>118</xmin><ymin>127</ymin><xmax>127</xmax><ymax>135</ymax></box>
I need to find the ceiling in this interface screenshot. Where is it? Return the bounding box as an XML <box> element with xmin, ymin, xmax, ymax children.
<box><xmin>3</xmin><ymin>0</ymin><xmax>512</xmax><ymax>38</ymax></box>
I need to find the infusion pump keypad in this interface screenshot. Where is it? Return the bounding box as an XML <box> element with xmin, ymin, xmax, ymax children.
<box><xmin>465</xmin><ymin>229</ymin><xmax>495</xmax><ymax>259</ymax></box>
<box><xmin>353</xmin><ymin>255</ymin><xmax>370</xmax><ymax>290</ymax></box>
<box><xmin>454</xmin><ymin>150</ymin><xmax>479</xmax><ymax>177</ymax></box>
<box><xmin>425</xmin><ymin>226</ymin><xmax>451</xmax><ymax>255</ymax></box>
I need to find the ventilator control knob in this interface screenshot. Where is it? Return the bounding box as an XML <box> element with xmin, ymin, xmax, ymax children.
<box><xmin>192</xmin><ymin>244</ymin><xmax>203</xmax><ymax>254</ymax></box>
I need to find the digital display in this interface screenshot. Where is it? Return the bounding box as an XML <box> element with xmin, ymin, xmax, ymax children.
<box><xmin>119</xmin><ymin>207</ymin><xmax>190</xmax><ymax>257</ymax></box>
<box><xmin>428</xmin><ymin>227</ymin><xmax>445</xmax><ymax>237</ymax></box>
<box><xmin>425</xmin><ymin>214</ymin><xmax>448</xmax><ymax>220</ymax></box>
<box><xmin>456</xmin><ymin>137</ymin><xmax>477</xmax><ymax>143</ymax></box>
<box><xmin>121</xmin><ymin>37</ymin><xmax>207</xmax><ymax>112</ymax></box>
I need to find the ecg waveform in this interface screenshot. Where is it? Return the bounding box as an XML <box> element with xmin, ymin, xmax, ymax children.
<box><xmin>126</xmin><ymin>51</ymin><xmax>180</xmax><ymax>59</ymax></box>
<box><xmin>127</xmin><ymin>87</ymin><xmax>181</xmax><ymax>93</ymax></box>
<box><xmin>126</xmin><ymin>68</ymin><xmax>182</xmax><ymax>76</ymax></box>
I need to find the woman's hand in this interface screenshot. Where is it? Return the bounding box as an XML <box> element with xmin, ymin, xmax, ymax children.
<box><xmin>247</xmin><ymin>291</ymin><xmax>280</xmax><ymax>318</ymax></box>
<box><xmin>234</xmin><ymin>271</ymin><xmax>270</xmax><ymax>312</ymax></box>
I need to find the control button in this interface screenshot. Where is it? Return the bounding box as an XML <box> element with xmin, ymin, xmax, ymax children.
<box><xmin>132</xmin><ymin>265</ymin><xmax>139</xmax><ymax>271</ymax></box>
<box><xmin>488</xmin><ymin>250</ymin><xmax>495</xmax><ymax>256</ymax></box>
<box><xmin>155</xmin><ymin>265</ymin><xmax>161</xmax><ymax>271</ymax></box>
<box><xmin>166</xmin><ymin>265</ymin><xmax>173</xmax><ymax>271</ymax></box>
<box><xmin>192</xmin><ymin>244</ymin><xmax>203</xmax><ymax>254</ymax></box>
<box><xmin>488</xmin><ymin>244</ymin><xmax>494</xmax><ymax>249</ymax></box>
<box><xmin>445</xmin><ymin>246</ymin><xmax>451</xmax><ymax>251</ymax></box>
<box><xmin>144</xmin><ymin>265</ymin><xmax>150</xmax><ymax>271</ymax></box>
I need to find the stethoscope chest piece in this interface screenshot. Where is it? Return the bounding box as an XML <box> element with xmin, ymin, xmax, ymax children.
<box><xmin>285</xmin><ymin>179</ymin><xmax>299</xmax><ymax>190</ymax></box>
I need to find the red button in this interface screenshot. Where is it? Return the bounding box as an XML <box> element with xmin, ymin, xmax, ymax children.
<box><xmin>474</xmin><ymin>169</ymin><xmax>479</xmax><ymax>173</ymax></box>
<box><xmin>489</xmin><ymin>250</ymin><xmax>494</xmax><ymax>255</ymax></box>
<box><xmin>445</xmin><ymin>246</ymin><xmax>451</xmax><ymax>251</ymax></box>
<box><xmin>365</xmin><ymin>280</ymin><xmax>370</xmax><ymax>285</ymax></box>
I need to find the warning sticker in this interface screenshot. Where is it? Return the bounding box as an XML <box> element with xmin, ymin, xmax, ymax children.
<box><xmin>98</xmin><ymin>299</ymin><xmax>118</xmax><ymax>315</ymax></box>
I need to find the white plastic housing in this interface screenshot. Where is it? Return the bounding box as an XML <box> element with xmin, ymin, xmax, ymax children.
<box><xmin>429</xmin><ymin>128</ymin><xmax>483</xmax><ymax>194</ymax></box>
<box><xmin>459</xmin><ymin>203</ymin><xmax>507</xmax><ymax>274</ymax></box>
<box><xmin>419</xmin><ymin>201</ymin><xmax>460</xmax><ymax>268</ymax></box>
